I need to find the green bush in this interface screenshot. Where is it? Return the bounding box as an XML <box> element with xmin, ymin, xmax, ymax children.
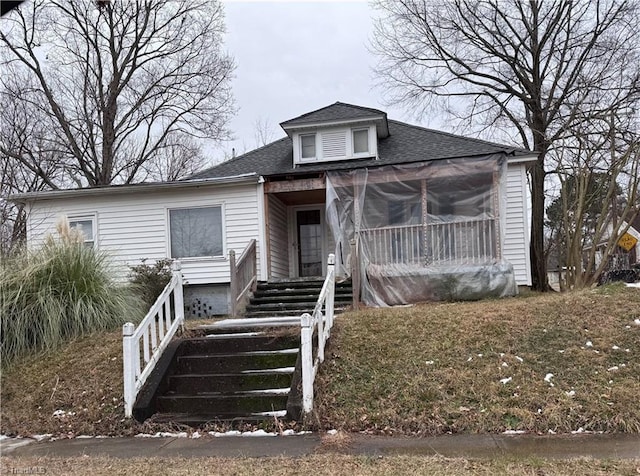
<box><xmin>128</xmin><ymin>258</ymin><xmax>173</xmax><ymax>309</ymax></box>
<box><xmin>0</xmin><ymin>222</ymin><xmax>139</xmax><ymax>367</ymax></box>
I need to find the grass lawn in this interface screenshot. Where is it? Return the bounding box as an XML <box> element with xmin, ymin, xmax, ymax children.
<box><xmin>1</xmin><ymin>284</ymin><xmax>639</xmax><ymax>437</ymax></box>
<box><xmin>2</xmin><ymin>455</ymin><xmax>639</xmax><ymax>475</ymax></box>
<box><xmin>315</xmin><ymin>284</ymin><xmax>640</xmax><ymax>435</ymax></box>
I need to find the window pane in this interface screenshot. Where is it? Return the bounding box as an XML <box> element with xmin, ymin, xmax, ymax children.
<box><xmin>353</xmin><ymin>129</ymin><xmax>369</xmax><ymax>154</ymax></box>
<box><xmin>69</xmin><ymin>219</ymin><xmax>93</xmax><ymax>241</ymax></box>
<box><xmin>301</xmin><ymin>134</ymin><xmax>316</xmax><ymax>158</ymax></box>
<box><xmin>170</xmin><ymin>207</ymin><xmax>223</xmax><ymax>258</ymax></box>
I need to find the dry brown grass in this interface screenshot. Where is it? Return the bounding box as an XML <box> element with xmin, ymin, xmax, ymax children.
<box><xmin>2</xmin><ymin>455</ymin><xmax>639</xmax><ymax>475</ymax></box>
<box><xmin>2</xmin><ymin>285</ymin><xmax>639</xmax><ymax>438</ymax></box>
<box><xmin>315</xmin><ymin>285</ymin><xmax>640</xmax><ymax>435</ymax></box>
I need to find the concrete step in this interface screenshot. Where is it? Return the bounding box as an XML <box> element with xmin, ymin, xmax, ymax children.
<box><xmin>167</xmin><ymin>370</ymin><xmax>294</xmax><ymax>394</ymax></box>
<box><xmin>180</xmin><ymin>334</ymin><xmax>299</xmax><ymax>355</ymax></box>
<box><xmin>148</xmin><ymin>410</ymin><xmax>287</xmax><ymax>426</ymax></box>
<box><xmin>156</xmin><ymin>391</ymin><xmax>289</xmax><ymax>415</ymax></box>
<box><xmin>244</xmin><ymin>307</ymin><xmax>350</xmax><ymax>319</ymax></box>
<box><xmin>176</xmin><ymin>349</ymin><xmax>299</xmax><ymax>374</ymax></box>
<box><xmin>250</xmin><ymin>292</ymin><xmax>352</xmax><ymax>304</ymax></box>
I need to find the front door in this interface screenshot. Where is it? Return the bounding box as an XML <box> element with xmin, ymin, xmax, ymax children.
<box><xmin>296</xmin><ymin>209</ymin><xmax>323</xmax><ymax>277</ymax></box>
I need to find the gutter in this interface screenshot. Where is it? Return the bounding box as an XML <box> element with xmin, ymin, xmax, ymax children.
<box><xmin>9</xmin><ymin>173</ymin><xmax>259</xmax><ymax>203</ymax></box>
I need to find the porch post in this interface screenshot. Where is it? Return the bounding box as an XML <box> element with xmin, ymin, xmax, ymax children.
<box><xmin>350</xmin><ymin>239</ymin><xmax>360</xmax><ymax>309</ymax></box>
<box><xmin>493</xmin><ymin>168</ymin><xmax>502</xmax><ymax>259</ymax></box>
<box><xmin>421</xmin><ymin>178</ymin><xmax>428</xmax><ymax>266</ymax></box>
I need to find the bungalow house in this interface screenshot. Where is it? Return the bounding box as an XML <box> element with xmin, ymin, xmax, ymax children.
<box><xmin>13</xmin><ymin>102</ymin><xmax>536</xmax><ymax>314</ymax></box>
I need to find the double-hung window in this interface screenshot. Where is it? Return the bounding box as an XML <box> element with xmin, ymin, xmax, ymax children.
<box><xmin>352</xmin><ymin>128</ymin><xmax>370</xmax><ymax>155</ymax></box>
<box><xmin>68</xmin><ymin>216</ymin><xmax>96</xmax><ymax>248</ymax></box>
<box><xmin>169</xmin><ymin>206</ymin><xmax>223</xmax><ymax>258</ymax></box>
<box><xmin>300</xmin><ymin>133</ymin><xmax>316</xmax><ymax>160</ymax></box>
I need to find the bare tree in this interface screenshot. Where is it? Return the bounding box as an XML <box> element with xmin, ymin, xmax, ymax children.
<box><xmin>550</xmin><ymin>113</ymin><xmax>639</xmax><ymax>289</ymax></box>
<box><xmin>0</xmin><ymin>0</ymin><xmax>235</xmax><ymax>187</ymax></box>
<box><xmin>372</xmin><ymin>0</ymin><xmax>640</xmax><ymax>291</ymax></box>
<box><xmin>253</xmin><ymin>116</ymin><xmax>277</xmax><ymax>148</ymax></box>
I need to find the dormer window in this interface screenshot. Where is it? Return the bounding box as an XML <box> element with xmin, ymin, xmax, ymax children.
<box><xmin>292</xmin><ymin>125</ymin><xmax>377</xmax><ymax>165</ymax></box>
<box><xmin>352</xmin><ymin>128</ymin><xmax>369</xmax><ymax>155</ymax></box>
<box><xmin>300</xmin><ymin>133</ymin><xmax>316</xmax><ymax>159</ymax></box>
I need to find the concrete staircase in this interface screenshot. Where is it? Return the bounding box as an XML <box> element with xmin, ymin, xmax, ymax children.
<box><xmin>133</xmin><ymin>279</ymin><xmax>352</xmax><ymax>426</ymax></box>
<box><xmin>245</xmin><ymin>278</ymin><xmax>353</xmax><ymax>318</ymax></box>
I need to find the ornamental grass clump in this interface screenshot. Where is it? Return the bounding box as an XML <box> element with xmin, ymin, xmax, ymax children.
<box><xmin>0</xmin><ymin>218</ymin><xmax>137</xmax><ymax>367</ymax></box>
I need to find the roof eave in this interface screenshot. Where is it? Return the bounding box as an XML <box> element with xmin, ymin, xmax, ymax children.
<box><xmin>9</xmin><ymin>173</ymin><xmax>259</xmax><ymax>203</ymax></box>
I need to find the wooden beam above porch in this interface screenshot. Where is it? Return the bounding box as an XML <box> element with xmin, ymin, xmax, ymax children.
<box><xmin>264</xmin><ymin>176</ymin><xmax>326</xmax><ymax>194</ymax></box>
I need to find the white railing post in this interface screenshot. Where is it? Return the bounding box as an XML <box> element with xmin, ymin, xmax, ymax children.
<box><xmin>301</xmin><ymin>312</ymin><xmax>314</xmax><ymax>414</ymax></box>
<box><xmin>122</xmin><ymin>322</ymin><xmax>136</xmax><ymax>418</ymax></box>
<box><xmin>172</xmin><ymin>260</ymin><xmax>185</xmax><ymax>332</ymax></box>
<box><xmin>326</xmin><ymin>253</ymin><xmax>335</xmax><ymax>331</ymax></box>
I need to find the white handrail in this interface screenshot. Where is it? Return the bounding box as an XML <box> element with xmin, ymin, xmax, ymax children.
<box><xmin>122</xmin><ymin>261</ymin><xmax>184</xmax><ymax>418</ymax></box>
<box><xmin>301</xmin><ymin>253</ymin><xmax>336</xmax><ymax>415</ymax></box>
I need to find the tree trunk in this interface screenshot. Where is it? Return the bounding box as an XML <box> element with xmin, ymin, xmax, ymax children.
<box><xmin>530</xmin><ymin>154</ymin><xmax>550</xmax><ymax>291</ymax></box>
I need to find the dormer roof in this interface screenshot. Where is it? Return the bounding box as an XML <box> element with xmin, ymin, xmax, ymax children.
<box><xmin>280</xmin><ymin>101</ymin><xmax>389</xmax><ymax>138</ymax></box>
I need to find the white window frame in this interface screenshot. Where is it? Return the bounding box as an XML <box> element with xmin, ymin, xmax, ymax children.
<box><xmin>351</xmin><ymin>127</ymin><xmax>370</xmax><ymax>157</ymax></box>
<box><xmin>299</xmin><ymin>133</ymin><xmax>317</xmax><ymax>162</ymax></box>
<box><xmin>67</xmin><ymin>214</ymin><xmax>97</xmax><ymax>248</ymax></box>
<box><xmin>167</xmin><ymin>204</ymin><xmax>226</xmax><ymax>260</ymax></box>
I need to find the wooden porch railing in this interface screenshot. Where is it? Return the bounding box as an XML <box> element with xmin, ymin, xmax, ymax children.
<box><xmin>301</xmin><ymin>253</ymin><xmax>336</xmax><ymax>415</ymax></box>
<box><xmin>360</xmin><ymin>218</ymin><xmax>498</xmax><ymax>266</ymax></box>
<box><xmin>123</xmin><ymin>261</ymin><xmax>184</xmax><ymax>418</ymax></box>
<box><xmin>229</xmin><ymin>239</ymin><xmax>257</xmax><ymax>317</ymax></box>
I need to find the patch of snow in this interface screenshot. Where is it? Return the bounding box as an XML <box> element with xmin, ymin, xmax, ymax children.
<box><xmin>242</xmin><ymin>367</ymin><xmax>295</xmax><ymax>374</ymax></box>
<box><xmin>548</xmin><ymin>430</ymin><xmax>556</xmax><ymax>435</ymax></box>
<box><xmin>626</xmin><ymin>325</ymin><xmax>632</xmax><ymax>329</ymax></box>
<box><xmin>544</xmin><ymin>373</ymin><xmax>554</xmax><ymax>383</ymax></box>
<box><xmin>466</xmin><ymin>357</ymin><xmax>473</xmax><ymax>362</ymax></box>
<box><xmin>593</xmin><ymin>350</ymin><xmax>600</xmax><ymax>354</ymax></box>
<box><xmin>243</xmin><ymin>388</ymin><xmax>290</xmax><ymax>395</ymax></box>
<box><xmin>585</xmin><ymin>341</ymin><xmax>593</xmax><ymax>347</ymax></box>
<box><xmin>612</xmin><ymin>345</ymin><xmax>620</xmax><ymax>350</ymax></box>
<box><xmin>625</xmin><ymin>282</ymin><xmax>640</xmax><ymax>288</ymax></box>
<box><xmin>76</xmin><ymin>435</ymin><xmax>94</xmax><ymax>439</ymax></box>
<box><xmin>251</xmin><ymin>410</ymin><xmax>287</xmax><ymax>418</ymax></box>
<box><xmin>501</xmin><ymin>362</ymin><xmax>508</xmax><ymax>367</ymax></box>
<box><xmin>242</xmin><ymin>430</ymin><xmax>276</xmax><ymax>437</ymax></box>
<box><xmin>634</xmin><ymin>319</ymin><xmax>640</xmax><ymax>326</ymax></box>
<box><xmin>191</xmin><ymin>432</ymin><xmax>201</xmax><ymax>439</ymax></box>
<box><xmin>558</xmin><ymin>350</ymin><xmax>565</xmax><ymax>353</ymax></box>
<box><xmin>572</xmin><ymin>427</ymin><xmax>585</xmax><ymax>434</ymax></box>
<box><xmin>607</xmin><ymin>366</ymin><xmax>619</xmax><ymax>372</ymax></box>
<box><xmin>52</xmin><ymin>410</ymin><xmax>66</xmax><ymax>417</ymax></box>
<box><xmin>32</xmin><ymin>434</ymin><xmax>52</xmax><ymax>442</ymax></box>
<box><xmin>500</xmin><ymin>377</ymin><xmax>512</xmax><ymax>385</ymax></box>
<box><xmin>565</xmin><ymin>390</ymin><xmax>576</xmax><ymax>397</ymax></box>
<box><xmin>135</xmin><ymin>432</ymin><xmax>188</xmax><ymax>438</ymax></box>
<box><xmin>502</xmin><ymin>430</ymin><xmax>527</xmax><ymax>435</ymax></box>
<box><xmin>425</xmin><ymin>360</ymin><xmax>435</xmax><ymax>365</ymax></box>
<box><xmin>625</xmin><ymin>349</ymin><xmax>631</xmax><ymax>353</ymax></box>
<box><xmin>499</xmin><ymin>353</ymin><xmax>505</xmax><ymax>357</ymax></box>
<box><xmin>477</xmin><ymin>353</ymin><xmax>483</xmax><ymax>357</ymax></box>
<box><xmin>515</xmin><ymin>356</ymin><xmax>524</xmax><ymax>362</ymax></box>
<box><xmin>327</xmin><ymin>429</ymin><xmax>338</xmax><ymax>435</ymax></box>
<box><xmin>0</xmin><ymin>435</ymin><xmax>9</xmax><ymax>441</ymax></box>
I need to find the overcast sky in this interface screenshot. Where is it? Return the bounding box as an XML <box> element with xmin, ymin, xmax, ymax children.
<box><xmin>218</xmin><ymin>0</ymin><xmax>433</xmax><ymax>159</ymax></box>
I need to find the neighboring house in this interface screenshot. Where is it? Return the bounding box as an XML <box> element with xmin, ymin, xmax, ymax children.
<box><xmin>12</xmin><ymin>102</ymin><xmax>536</xmax><ymax>314</ymax></box>
<box><xmin>591</xmin><ymin>215</ymin><xmax>640</xmax><ymax>271</ymax></box>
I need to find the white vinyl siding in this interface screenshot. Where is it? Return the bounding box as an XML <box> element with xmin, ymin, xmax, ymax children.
<box><xmin>268</xmin><ymin>195</ymin><xmax>289</xmax><ymax>279</ymax></box>
<box><xmin>26</xmin><ymin>183</ymin><xmax>261</xmax><ymax>286</ymax></box>
<box><xmin>503</xmin><ymin>162</ymin><xmax>532</xmax><ymax>286</ymax></box>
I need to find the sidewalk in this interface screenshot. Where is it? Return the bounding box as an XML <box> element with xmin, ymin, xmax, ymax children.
<box><xmin>2</xmin><ymin>433</ymin><xmax>639</xmax><ymax>459</ymax></box>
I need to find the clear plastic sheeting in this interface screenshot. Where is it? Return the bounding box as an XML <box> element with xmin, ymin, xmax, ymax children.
<box><xmin>326</xmin><ymin>155</ymin><xmax>517</xmax><ymax>306</ymax></box>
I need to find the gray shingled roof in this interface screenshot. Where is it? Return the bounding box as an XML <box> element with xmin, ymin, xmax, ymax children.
<box><xmin>191</xmin><ymin>118</ymin><xmax>532</xmax><ymax>180</ymax></box>
<box><xmin>280</xmin><ymin>102</ymin><xmax>386</xmax><ymax>128</ymax></box>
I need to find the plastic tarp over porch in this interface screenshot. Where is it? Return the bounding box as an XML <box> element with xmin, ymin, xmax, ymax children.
<box><xmin>325</xmin><ymin>154</ymin><xmax>517</xmax><ymax>306</ymax></box>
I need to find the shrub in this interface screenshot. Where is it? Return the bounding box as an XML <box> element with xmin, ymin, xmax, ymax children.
<box><xmin>128</xmin><ymin>259</ymin><xmax>173</xmax><ymax>309</ymax></box>
<box><xmin>0</xmin><ymin>219</ymin><xmax>138</xmax><ymax>367</ymax></box>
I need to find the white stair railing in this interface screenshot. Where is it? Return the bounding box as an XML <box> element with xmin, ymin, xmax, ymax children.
<box><xmin>122</xmin><ymin>261</ymin><xmax>184</xmax><ymax>418</ymax></box>
<box><xmin>301</xmin><ymin>253</ymin><xmax>336</xmax><ymax>415</ymax></box>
